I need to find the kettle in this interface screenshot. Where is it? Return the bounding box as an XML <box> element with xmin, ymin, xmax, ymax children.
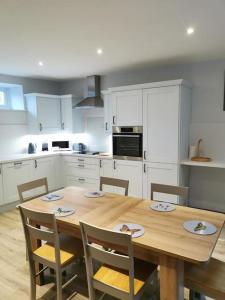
<box><xmin>28</xmin><ymin>143</ymin><xmax>37</xmax><ymax>154</ymax></box>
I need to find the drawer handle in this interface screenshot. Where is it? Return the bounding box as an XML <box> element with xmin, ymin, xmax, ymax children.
<box><xmin>14</xmin><ymin>161</ymin><xmax>22</xmax><ymax>166</ymax></box>
<box><xmin>78</xmin><ymin>158</ymin><xmax>84</xmax><ymax>162</ymax></box>
<box><xmin>78</xmin><ymin>164</ymin><xmax>85</xmax><ymax>168</ymax></box>
<box><xmin>78</xmin><ymin>178</ymin><xmax>85</xmax><ymax>181</ymax></box>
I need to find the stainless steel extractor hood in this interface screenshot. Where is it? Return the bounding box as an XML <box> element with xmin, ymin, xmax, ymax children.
<box><xmin>74</xmin><ymin>75</ymin><xmax>103</xmax><ymax>109</ymax></box>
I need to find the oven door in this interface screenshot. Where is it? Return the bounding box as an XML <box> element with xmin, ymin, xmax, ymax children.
<box><xmin>113</xmin><ymin>134</ymin><xmax>142</xmax><ymax>161</ymax></box>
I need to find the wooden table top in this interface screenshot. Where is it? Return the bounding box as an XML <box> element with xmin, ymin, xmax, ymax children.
<box><xmin>21</xmin><ymin>186</ymin><xmax>225</xmax><ymax>264</ymax></box>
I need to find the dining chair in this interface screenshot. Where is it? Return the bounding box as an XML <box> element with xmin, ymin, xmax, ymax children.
<box><xmin>19</xmin><ymin>206</ymin><xmax>83</xmax><ymax>300</ymax></box>
<box><xmin>151</xmin><ymin>183</ymin><xmax>189</xmax><ymax>205</ymax></box>
<box><xmin>80</xmin><ymin>221</ymin><xmax>157</xmax><ymax>300</ymax></box>
<box><xmin>100</xmin><ymin>176</ymin><xmax>129</xmax><ymax>196</ymax></box>
<box><xmin>185</xmin><ymin>258</ymin><xmax>225</xmax><ymax>299</ymax></box>
<box><xmin>17</xmin><ymin>177</ymin><xmax>49</xmax><ymax>203</ymax></box>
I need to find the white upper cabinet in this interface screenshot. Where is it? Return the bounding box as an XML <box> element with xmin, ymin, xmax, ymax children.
<box><xmin>143</xmin><ymin>84</ymin><xmax>191</xmax><ymax>164</ymax></box>
<box><xmin>25</xmin><ymin>94</ymin><xmax>62</xmax><ymax>134</ymax></box>
<box><xmin>102</xmin><ymin>91</ymin><xmax>112</xmax><ymax>133</ymax></box>
<box><xmin>25</xmin><ymin>93</ymin><xmax>73</xmax><ymax>134</ymax></box>
<box><xmin>60</xmin><ymin>95</ymin><xmax>73</xmax><ymax>132</ymax></box>
<box><xmin>0</xmin><ymin>165</ymin><xmax>3</xmax><ymax>206</ymax></box>
<box><xmin>112</xmin><ymin>90</ymin><xmax>142</xmax><ymax>126</ymax></box>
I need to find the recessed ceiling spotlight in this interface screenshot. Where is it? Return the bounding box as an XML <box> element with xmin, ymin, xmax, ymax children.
<box><xmin>187</xmin><ymin>27</ymin><xmax>195</xmax><ymax>35</ymax></box>
<box><xmin>97</xmin><ymin>48</ymin><xmax>103</xmax><ymax>55</ymax></box>
<box><xmin>38</xmin><ymin>61</ymin><xmax>44</xmax><ymax>66</ymax></box>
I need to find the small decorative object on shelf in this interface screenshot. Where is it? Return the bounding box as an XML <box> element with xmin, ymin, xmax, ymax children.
<box><xmin>191</xmin><ymin>138</ymin><xmax>212</xmax><ymax>162</ymax></box>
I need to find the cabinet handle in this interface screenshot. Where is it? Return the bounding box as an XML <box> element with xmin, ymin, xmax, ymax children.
<box><xmin>99</xmin><ymin>159</ymin><xmax>102</xmax><ymax>168</ymax></box>
<box><xmin>78</xmin><ymin>178</ymin><xmax>85</xmax><ymax>181</ymax></box>
<box><xmin>14</xmin><ymin>161</ymin><xmax>22</xmax><ymax>166</ymax></box>
<box><xmin>62</xmin><ymin>122</ymin><xmax>65</xmax><ymax>130</ymax></box>
<box><xmin>78</xmin><ymin>158</ymin><xmax>84</xmax><ymax>162</ymax></box>
<box><xmin>39</xmin><ymin>123</ymin><xmax>43</xmax><ymax>132</ymax></box>
<box><xmin>105</xmin><ymin>122</ymin><xmax>108</xmax><ymax>131</ymax></box>
<box><xmin>78</xmin><ymin>164</ymin><xmax>84</xmax><ymax>168</ymax></box>
<box><xmin>113</xmin><ymin>116</ymin><xmax>116</xmax><ymax>125</ymax></box>
<box><xmin>113</xmin><ymin>160</ymin><xmax>116</xmax><ymax>170</ymax></box>
<box><xmin>144</xmin><ymin>163</ymin><xmax>146</xmax><ymax>173</ymax></box>
<box><xmin>144</xmin><ymin>150</ymin><xmax>147</xmax><ymax>160</ymax></box>
<box><xmin>34</xmin><ymin>160</ymin><xmax>37</xmax><ymax>168</ymax></box>
<box><xmin>0</xmin><ymin>167</ymin><xmax>1</xmax><ymax>175</ymax></box>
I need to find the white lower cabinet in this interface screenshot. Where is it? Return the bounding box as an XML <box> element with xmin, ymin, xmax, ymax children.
<box><xmin>100</xmin><ymin>159</ymin><xmax>143</xmax><ymax>197</ymax></box>
<box><xmin>63</xmin><ymin>156</ymin><xmax>100</xmax><ymax>190</ymax></box>
<box><xmin>143</xmin><ymin>162</ymin><xmax>179</xmax><ymax>204</ymax></box>
<box><xmin>99</xmin><ymin>159</ymin><xmax>114</xmax><ymax>192</ymax></box>
<box><xmin>0</xmin><ymin>165</ymin><xmax>3</xmax><ymax>205</ymax></box>
<box><xmin>33</xmin><ymin>157</ymin><xmax>56</xmax><ymax>191</ymax></box>
<box><xmin>2</xmin><ymin>160</ymin><xmax>33</xmax><ymax>204</ymax></box>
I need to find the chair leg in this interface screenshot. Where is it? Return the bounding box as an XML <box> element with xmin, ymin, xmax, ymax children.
<box><xmin>30</xmin><ymin>263</ymin><xmax>36</xmax><ymax>300</ymax></box>
<box><xmin>56</xmin><ymin>268</ymin><xmax>63</xmax><ymax>300</ymax></box>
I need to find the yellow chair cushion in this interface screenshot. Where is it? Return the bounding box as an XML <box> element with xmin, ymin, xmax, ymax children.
<box><xmin>34</xmin><ymin>243</ymin><xmax>74</xmax><ymax>265</ymax></box>
<box><xmin>93</xmin><ymin>261</ymin><xmax>152</xmax><ymax>295</ymax></box>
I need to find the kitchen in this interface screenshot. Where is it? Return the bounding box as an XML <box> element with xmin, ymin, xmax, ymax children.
<box><xmin>0</xmin><ymin>1</ymin><xmax>225</xmax><ymax>300</ymax></box>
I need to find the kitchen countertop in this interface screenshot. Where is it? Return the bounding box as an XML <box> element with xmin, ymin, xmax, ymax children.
<box><xmin>0</xmin><ymin>151</ymin><xmax>112</xmax><ymax>164</ymax></box>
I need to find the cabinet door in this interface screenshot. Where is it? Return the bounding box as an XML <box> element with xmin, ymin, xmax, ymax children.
<box><xmin>61</xmin><ymin>95</ymin><xmax>72</xmax><ymax>132</ymax></box>
<box><xmin>37</xmin><ymin>96</ymin><xmax>61</xmax><ymax>133</ymax></box>
<box><xmin>99</xmin><ymin>159</ymin><xmax>114</xmax><ymax>192</ymax></box>
<box><xmin>0</xmin><ymin>165</ymin><xmax>3</xmax><ymax>205</ymax></box>
<box><xmin>33</xmin><ymin>157</ymin><xmax>55</xmax><ymax>191</ymax></box>
<box><xmin>2</xmin><ymin>161</ymin><xmax>33</xmax><ymax>204</ymax></box>
<box><xmin>103</xmin><ymin>93</ymin><xmax>112</xmax><ymax>133</ymax></box>
<box><xmin>115</xmin><ymin>160</ymin><xmax>143</xmax><ymax>197</ymax></box>
<box><xmin>143</xmin><ymin>86</ymin><xmax>179</xmax><ymax>163</ymax></box>
<box><xmin>143</xmin><ymin>162</ymin><xmax>179</xmax><ymax>204</ymax></box>
<box><xmin>112</xmin><ymin>90</ymin><xmax>142</xmax><ymax>126</ymax></box>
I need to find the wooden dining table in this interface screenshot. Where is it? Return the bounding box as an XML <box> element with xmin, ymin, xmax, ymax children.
<box><xmin>21</xmin><ymin>186</ymin><xmax>225</xmax><ymax>300</ymax></box>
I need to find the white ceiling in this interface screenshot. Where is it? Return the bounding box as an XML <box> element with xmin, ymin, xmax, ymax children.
<box><xmin>0</xmin><ymin>0</ymin><xmax>225</xmax><ymax>79</ymax></box>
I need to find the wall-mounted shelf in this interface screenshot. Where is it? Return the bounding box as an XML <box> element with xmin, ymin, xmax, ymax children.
<box><xmin>181</xmin><ymin>160</ymin><xmax>225</xmax><ymax>169</ymax></box>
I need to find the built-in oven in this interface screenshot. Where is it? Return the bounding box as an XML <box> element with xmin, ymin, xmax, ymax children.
<box><xmin>113</xmin><ymin>126</ymin><xmax>143</xmax><ymax>161</ymax></box>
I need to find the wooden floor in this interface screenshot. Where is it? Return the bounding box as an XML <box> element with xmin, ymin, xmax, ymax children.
<box><xmin>0</xmin><ymin>210</ymin><xmax>224</xmax><ymax>300</ymax></box>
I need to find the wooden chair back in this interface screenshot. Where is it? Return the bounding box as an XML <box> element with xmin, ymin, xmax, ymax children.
<box><xmin>19</xmin><ymin>206</ymin><xmax>61</xmax><ymax>270</ymax></box>
<box><xmin>151</xmin><ymin>183</ymin><xmax>189</xmax><ymax>205</ymax></box>
<box><xmin>100</xmin><ymin>176</ymin><xmax>129</xmax><ymax>196</ymax></box>
<box><xmin>80</xmin><ymin>221</ymin><xmax>135</xmax><ymax>300</ymax></box>
<box><xmin>17</xmin><ymin>177</ymin><xmax>49</xmax><ymax>203</ymax></box>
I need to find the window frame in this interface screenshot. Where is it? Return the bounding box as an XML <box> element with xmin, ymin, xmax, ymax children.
<box><xmin>0</xmin><ymin>88</ymin><xmax>11</xmax><ymax>109</ymax></box>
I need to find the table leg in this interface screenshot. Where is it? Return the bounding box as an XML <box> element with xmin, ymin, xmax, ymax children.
<box><xmin>160</xmin><ymin>255</ymin><xmax>184</xmax><ymax>300</ymax></box>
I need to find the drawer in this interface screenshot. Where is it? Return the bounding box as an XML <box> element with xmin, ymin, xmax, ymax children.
<box><xmin>65</xmin><ymin>162</ymin><xmax>99</xmax><ymax>179</ymax></box>
<box><xmin>65</xmin><ymin>175</ymin><xmax>99</xmax><ymax>190</ymax></box>
<box><xmin>63</xmin><ymin>155</ymin><xmax>99</xmax><ymax>165</ymax></box>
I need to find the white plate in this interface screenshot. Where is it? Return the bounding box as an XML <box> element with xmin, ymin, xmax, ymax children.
<box><xmin>150</xmin><ymin>202</ymin><xmax>176</xmax><ymax>212</ymax></box>
<box><xmin>113</xmin><ymin>223</ymin><xmax>144</xmax><ymax>238</ymax></box>
<box><xmin>41</xmin><ymin>194</ymin><xmax>63</xmax><ymax>201</ymax></box>
<box><xmin>84</xmin><ymin>191</ymin><xmax>105</xmax><ymax>198</ymax></box>
<box><xmin>183</xmin><ymin>220</ymin><xmax>217</xmax><ymax>235</ymax></box>
<box><xmin>53</xmin><ymin>206</ymin><xmax>75</xmax><ymax>217</ymax></box>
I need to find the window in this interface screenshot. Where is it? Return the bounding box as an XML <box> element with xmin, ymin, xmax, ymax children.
<box><xmin>0</xmin><ymin>91</ymin><xmax>5</xmax><ymax>106</ymax></box>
